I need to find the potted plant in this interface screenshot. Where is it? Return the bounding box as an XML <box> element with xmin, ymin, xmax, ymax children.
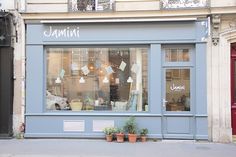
<box><xmin>115</xmin><ymin>127</ymin><xmax>125</xmax><ymax>143</ymax></box>
<box><xmin>124</xmin><ymin>117</ymin><xmax>138</xmax><ymax>143</ymax></box>
<box><xmin>139</xmin><ymin>128</ymin><xmax>148</xmax><ymax>142</ymax></box>
<box><xmin>103</xmin><ymin>127</ymin><xmax>115</xmax><ymax>142</ymax></box>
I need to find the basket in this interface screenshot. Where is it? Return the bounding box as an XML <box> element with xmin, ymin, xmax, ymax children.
<box><xmin>70</xmin><ymin>99</ymin><xmax>83</xmax><ymax>111</ymax></box>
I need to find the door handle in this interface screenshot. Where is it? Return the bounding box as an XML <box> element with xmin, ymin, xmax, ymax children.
<box><xmin>162</xmin><ymin>99</ymin><xmax>168</xmax><ymax>108</ymax></box>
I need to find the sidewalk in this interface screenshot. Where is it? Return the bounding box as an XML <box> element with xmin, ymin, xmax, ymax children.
<box><xmin>0</xmin><ymin>139</ymin><xmax>236</xmax><ymax>157</ymax></box>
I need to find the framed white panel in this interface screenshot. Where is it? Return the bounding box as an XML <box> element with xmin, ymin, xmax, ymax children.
<box><xmin>63</xmin><ymin>120</ymin><xmax>85</xmax><ymax>132</ymax></box>
<box><xmin>93</xmin><ymin>120</ymin><xmax>114</xmax><ymax>132</ymax></box>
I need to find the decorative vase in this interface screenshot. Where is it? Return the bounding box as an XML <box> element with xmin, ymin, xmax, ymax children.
<box><xmin>116</xmin><ymin>133</ymin><xmax>125</xmax><ymax>143</ymax></box>
<box><xmin>128</xmin><ymin>134</ymin><xmax>137</xmax><ymax>143</ymax></box>
<box><xmin>70</xmin><ymin>99</ymin><xmax>83</xmax><ymax>111</ymax></box>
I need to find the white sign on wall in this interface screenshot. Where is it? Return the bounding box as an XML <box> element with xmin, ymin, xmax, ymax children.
<box><xmin>64</xmin><ymin>120</ymin><xmax>85</xmax><ymax>132</ymax></box>
<box><xmin>93</xmin><ymin>120</ymin><xmax>114</xmax><ymax>132</ymax></box>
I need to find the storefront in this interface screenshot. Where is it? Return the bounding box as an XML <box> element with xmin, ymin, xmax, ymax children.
<box><xmin>25</xmin><ymin>19</ymin><xmax>208</xmax><ymax>139</ymax></box>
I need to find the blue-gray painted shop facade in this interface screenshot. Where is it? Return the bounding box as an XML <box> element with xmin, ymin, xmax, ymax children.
<box><xmin>25</xmin><ymin>19</ymin><xmax>208</xmax><ymax>139</ymax></box>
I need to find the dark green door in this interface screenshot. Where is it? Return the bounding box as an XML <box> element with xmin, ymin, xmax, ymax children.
<box><xmin>0</xmin><ymin>47</ymin><xmax>13</xmax><ymax>138</ymax></box>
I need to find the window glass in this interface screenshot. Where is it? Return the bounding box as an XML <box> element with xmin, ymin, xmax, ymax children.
<box><xmin>165</xmin><ymin>69</ymin><xmax>190</xmax><ymax>112</ymax></box>
<box><xmin>46</xmin><ymin>47</ymin><xmax>148</xmax><ymax>112</ymax></box>
<box><xmin>165</xmin><ymin>48</ymin><xmax>190</xmax><ymax>62</ymax></box>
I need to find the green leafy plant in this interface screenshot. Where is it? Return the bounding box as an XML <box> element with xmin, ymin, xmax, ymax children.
<box><xmin>115</xmin><ymin>127</ymin><xmax>124</xmax><ymax>134</ymax></box>
<box><xmin>103</xmin><ymin>127</ymin><xmax>116</xmax><ymax>135</ymax></box>
<box><xmin>124</xmin><ymin>116</ymin><xmax>137</xmax><ymax>134</ymax></box>
<box><xmin>115</xmin><ymin>127</ymin><xmax>125</xmax><ymax>143</ymax></box>
<box><xmin>140</xmin><ymin>128</ymin><xmax>148</xmax><ymax>136</ymax></box>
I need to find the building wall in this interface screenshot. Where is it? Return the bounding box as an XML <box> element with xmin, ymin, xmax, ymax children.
<box><xmin>25</xmin><ymin>0</ymin><xmax>160</xmax><ymax>12</ymax></box>
<box><xmin>115</xmin><ymin>0</ymin><xmax>160</xmax><ymax>11</ymax></box>
<box><xmin>207</xmin><ymin>14</ymin><xmax>236</xmax><ymax>143</ymax></box>
<box><xmin>211</xmin><ymin>0</ymin><xmax>236</xmax><ymax>7</ymax></box>
<box><xmin>0</xmin><ymin>0</ymin><xmax>15</xmax><ymax>10</ymax></box>
<box><xmin>0</xmin><ymin>0</ymin><xmax>25</xmax><ymax>136</ymax></box>
<box><xmin>11</xmin><ymin>11</ymin><xmax>25</xmax><ymax>136</ymax></box>
<box><xmin>22</xmin><ymin>0</ymin><xmax>236</xmax><ymax>13</ymax></box>
<box><xmin>13</xmin><ymin>0</ymin><xmax>236</xmax><ymax>142</ymax></box>
<box><xmin>26</xmin><ymin>0</ymin><xmax>67</xmax><ymax>13</ymax></box>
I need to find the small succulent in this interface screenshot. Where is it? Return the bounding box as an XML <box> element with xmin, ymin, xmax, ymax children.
<box><xmin>103</xmin><ymin>127</ymin><xmax>116</xmax><ymax>135</ymax></box>
<box><xmin>124</xmin><ymin>116</ymin><xmax>137</xmax><ymax>134</ymax></box>
<box><xmin>140</xmin><ymin>128</ymin><xmax>148</xmax><ymax>136</ymax></box>
<box><xmin>115</xmin><ymin>127</ymin><xmax>124</xmax><ymax>134</ymax></box>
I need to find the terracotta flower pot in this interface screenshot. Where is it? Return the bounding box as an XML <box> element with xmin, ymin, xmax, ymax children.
<box><xmin>116</xmin><ymin>133</ymin><xmax>125</xmax><ymax>143</ymax></box>
<box><xmin>140</xmin><ymin>136</ymin><xmax>147</xmax><ymax>142</ymax></box>
<box><xmin>106</xmin><ymin>135</ymin><xmax>113</xmax><ymax>142</ymax></box>
<box><xmin>128</xmin><ymin>134</ymin><xmax>137</xmax><ymax>143</ymax></box>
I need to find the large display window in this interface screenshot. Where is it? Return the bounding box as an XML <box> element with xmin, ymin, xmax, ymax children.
<box><xmin>46</xmin><ymin>47</ymin><xmax>148</xmax><ymax>112</ymax></box>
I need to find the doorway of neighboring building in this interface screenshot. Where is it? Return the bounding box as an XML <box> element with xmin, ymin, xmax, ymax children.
<box><xmin>231</xmin><ymin>43</ymin><xmax>236</xmax><ymax>136</ymax></box>
<box><xmin>0</xmin><ymin>47</ymin><xmax>14</xmax><ymax>138</ymax></box>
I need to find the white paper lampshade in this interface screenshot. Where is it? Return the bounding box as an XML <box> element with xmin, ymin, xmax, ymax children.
<box><xmin>79</xmin><ymin>77</ymin><xmax>85</xmax><ymax>83</ymax></box>
<box><xmin>127</xmin><ymin>76</ymin><xmax>133</xmax><ymax>83</ymax></box>
<box><xmin>103</xmin><ymin>76</ymin><xmax>109</xmax><ymax>83</ymax></box>
<box><xmin>55</xmin><ymin>77</ymin><xmax>61</xmax><ymax>84</ymax></box>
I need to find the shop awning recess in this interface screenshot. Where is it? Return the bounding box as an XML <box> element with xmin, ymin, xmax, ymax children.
<box><xmin>40</xmin><ymin>17</ymin><xmax>197</xmax><ymax>23</ymax></box>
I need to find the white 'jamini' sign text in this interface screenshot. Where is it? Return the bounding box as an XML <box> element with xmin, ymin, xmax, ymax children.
<box><xmin>170</xmin><ymin>84</ymin><xmax>185</xmax><ymax>92</ymax></box>
<box><xmin>44</xmin><ymin>26</ymin><xmax>80</xmax><ymax>38</ymax></box>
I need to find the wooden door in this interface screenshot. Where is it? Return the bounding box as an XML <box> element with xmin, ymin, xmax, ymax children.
<box><xmin>231</xmin><ymin>43</ymin><xmax>236</xmax><ymax>135</ymax></box>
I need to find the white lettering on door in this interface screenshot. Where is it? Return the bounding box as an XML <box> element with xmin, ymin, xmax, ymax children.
<box><xmin>170</xmin><ymin>84</ymin><xmax>185</xmax><ymax>92</ymax></box>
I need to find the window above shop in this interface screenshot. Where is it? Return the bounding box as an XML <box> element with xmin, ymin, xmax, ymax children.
<box><xmin>46</xmin><ymin>47</ymin><xmax>148</xmax><ymax>112</ymax></box>
<box><xmin>165</xmin><ymin>48</ymin><xmax>190</xmax><ymax>62</ymax></box>
<box><xmin>160</xmin><ymin>0</ymin><xmax>209</xmax><ymax>9</ymax></box>
<box><xmin>69</xmin><ymin>0</ymin><xmax>114</xmax><ymax>12</ymax></box>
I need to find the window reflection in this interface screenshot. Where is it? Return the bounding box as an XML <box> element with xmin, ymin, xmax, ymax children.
<box><xmin>46</xmin><ymin>47</ymin><xmax>148</xmax><ymax>112</ymax></box>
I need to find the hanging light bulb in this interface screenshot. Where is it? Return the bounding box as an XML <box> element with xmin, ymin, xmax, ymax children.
<box><xmin>55</xmin><ymin>77</ymin><xmax>62</xmax><ymax>84</ymax></box>
<box><xmin>79</xmin><ymin>77</ymin><xmax>85</xmax><ymax>83</ymax></box>
<box><xmin>127</xmin><ymin>76</ymin><xmax>133</xmax><ymax>83</ymax></box>
<box><xmin>103</xmin><ymin>76</ymin><xmax>109</xmax><ymax>83</ymax></box>
<box><xmin>88</xmin><ymin>62</ymin><xmax>94</xmax><ymax>70</ymax></box>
